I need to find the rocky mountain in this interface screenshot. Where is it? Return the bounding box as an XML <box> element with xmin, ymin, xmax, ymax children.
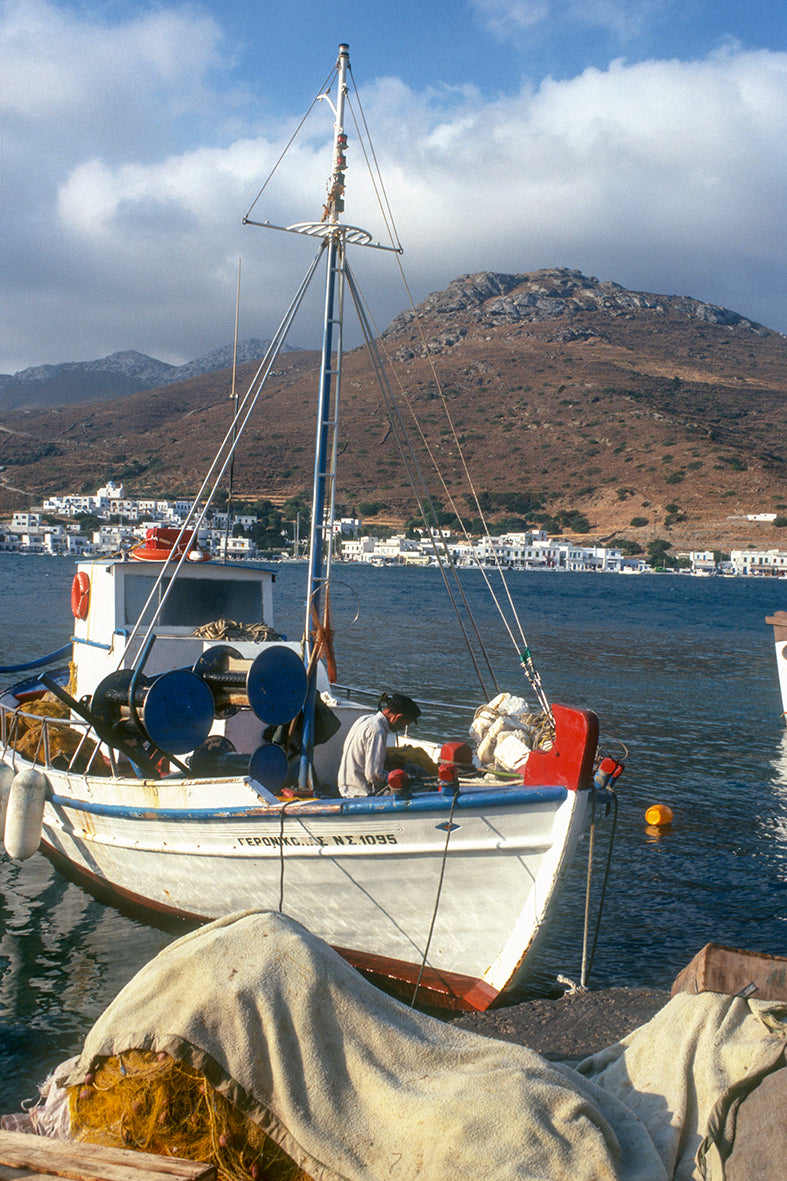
<box><xmin>0</xmin><ymin>338</ymin><xmax>294</xmax><ymax>412</ymax></box>
<box><xmin>0</xmin><ymin>267</ymin><xmax>785</xmax><ymax>553</ymax></box>
<box><xmin>385</xmin><ymin>269</ymin><xmax>765</xmax><ymax>356</ymax></box>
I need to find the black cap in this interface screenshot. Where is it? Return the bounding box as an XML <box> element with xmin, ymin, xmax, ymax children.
<box><xmin>380</xmin><ymin>692</ymin><xmax>420</xmax><ymax>723</ymax></box>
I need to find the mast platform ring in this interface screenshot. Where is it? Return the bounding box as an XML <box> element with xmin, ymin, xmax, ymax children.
<box><xmin>287</xmin><ymin>221</ymin><xmax>373</xmax><ymax>245</ymax></box>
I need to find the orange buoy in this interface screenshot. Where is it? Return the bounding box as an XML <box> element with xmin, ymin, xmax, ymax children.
<box><xmin>645</xmin><ymin>803</ymin><xmax>673</xmax><ymax>826</ymax></box>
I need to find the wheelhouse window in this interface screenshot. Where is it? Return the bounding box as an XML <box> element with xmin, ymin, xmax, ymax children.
<box><xmin>124</xmin><ymin>575</ymin><xmax>263</xmax><ymax>628</ymax></box>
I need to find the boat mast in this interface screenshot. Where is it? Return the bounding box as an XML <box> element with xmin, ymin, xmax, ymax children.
<box><xmin>299</xmin><ymin>44</ymin><xmax>350</xmax><ymax>790</ymax></box>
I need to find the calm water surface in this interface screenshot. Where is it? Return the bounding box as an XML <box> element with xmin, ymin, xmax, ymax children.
<box><xmin>1</xmin><ymin>553</ymin><xmax>786</xmax><ymax>1108</ymax></box>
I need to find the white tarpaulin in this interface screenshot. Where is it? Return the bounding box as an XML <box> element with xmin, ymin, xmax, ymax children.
<box><xmin>54</xmin><ymin>911</ymin><xmax>787</xmax><ymax>1180</ymax></box>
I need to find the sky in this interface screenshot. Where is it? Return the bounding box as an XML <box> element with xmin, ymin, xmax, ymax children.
<box><xmin>2</xmin><ymin>0</ymin><xmax>786</xmax><ymax>374</ymax></box>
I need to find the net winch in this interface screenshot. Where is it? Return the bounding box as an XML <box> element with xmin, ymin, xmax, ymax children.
<box><xmin>88</xmin><ymin>644</ymin><xmax>308</xmax><ymax>768</ymax></box>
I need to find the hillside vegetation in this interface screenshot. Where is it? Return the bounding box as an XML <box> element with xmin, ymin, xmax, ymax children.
<box><xmin>1</xmin><ymin>268</ymin><xmax>785</xmax><ymax>553</ymax></box>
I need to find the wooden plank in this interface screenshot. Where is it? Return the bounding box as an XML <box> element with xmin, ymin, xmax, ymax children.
<box><xmin>766</xmin><ymin>612</ymin><xmax>787</xmax><ymax>642</ymax></box>
<box><xmin>672</xmin><ymin>944</ymin><xmax>787</xmax><ymax>1000</ymax></box>
<box><xmin>0</xmin><ymin>1168</ymin><xmax>64</xmax><ymax>1181</ymax></box>
<box><xmin>0</xmin><ymin>1134</ymin><xmax>215</xmax><ymax>1181</ymax></box>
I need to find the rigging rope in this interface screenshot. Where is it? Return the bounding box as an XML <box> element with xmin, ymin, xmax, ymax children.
<box><xmin>344</xmin><ymin>246</ymin><xmax>553</xmax><ymax>716</ymax></box>
<box><xmin>410</xmin><ymin>787</ymin><xmax>460</xmax><ymax>1008</ymax></box>
<box><xmin>586</xmin><ymin>788</ymin><xmax>619</xmax><ymax>979</ymax></box>
<box><xmin>244</xmin><ymin>66</ymin><xmax>336</xmax><ymax>221</ymax></box>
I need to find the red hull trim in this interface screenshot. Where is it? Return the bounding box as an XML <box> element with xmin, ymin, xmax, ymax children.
<box><xmin>523</xmin><ymin>703</ymin><xmax>599</xmax><ymax>791</ymax></box>
<box><xmin>336</xmin><ymin>945</ymin><xmax>499</xmax><ymax>1012</ymax></box>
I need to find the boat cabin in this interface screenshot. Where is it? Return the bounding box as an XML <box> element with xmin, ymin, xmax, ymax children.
<box><xmin>71</xmin><ymin>557</ymin><xmax>277</xmax><ymax>702</ymax></box>
<box><xmin>68</xmin><ymin>555</ymin><xmax>355</xmax><ymax>779</ymax></box>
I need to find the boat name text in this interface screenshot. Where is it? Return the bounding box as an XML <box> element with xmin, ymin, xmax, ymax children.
<box><xmin>237</xmin><ymin>832</ymin><xmax>399</xmax><ymax>848</ymax></box>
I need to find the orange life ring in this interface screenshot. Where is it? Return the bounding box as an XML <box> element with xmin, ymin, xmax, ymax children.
<box><xmin>129</xmin><ymin>526</ymin><xmax>210</xmax><ymax>563</ymax></box>
<box><xmin>71</xmin><ymin>571</ymin><xmax>90</xmax><ymax>620</ymax></box>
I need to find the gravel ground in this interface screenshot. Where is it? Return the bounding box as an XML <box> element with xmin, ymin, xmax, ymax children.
<box><xmin>452</xmin><ymin>987</ymin><xmax>671</xmax><ymax>1063</ymax></box>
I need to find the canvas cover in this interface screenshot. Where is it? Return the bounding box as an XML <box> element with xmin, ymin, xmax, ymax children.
<box><xmin>54</xmin><ymin>911</ymin><xmax>787</xmax><ymax>1181</ymax></box>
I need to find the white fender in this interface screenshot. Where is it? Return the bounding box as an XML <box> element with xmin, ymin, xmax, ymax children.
<box><xmin>0</xmin><ymin>762</ymin><xmax>16</xmax><ymax>848</ymax></box>
<box><xmin>4</xmin><ymin>769</ymin><xmax>48</xmax><ymax>860</ymax></box>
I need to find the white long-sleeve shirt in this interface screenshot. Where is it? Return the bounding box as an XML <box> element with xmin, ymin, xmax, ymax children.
<box><xmin>337</xmin><ymin>711</ymin><xmax>390</xmax><ymax>797</ymax></box>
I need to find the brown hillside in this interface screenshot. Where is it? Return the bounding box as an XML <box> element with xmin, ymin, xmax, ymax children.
<box><xmin>0</xmin><ymin>268</ymin><xmax>785</xmax><ymax>553</ymax></box>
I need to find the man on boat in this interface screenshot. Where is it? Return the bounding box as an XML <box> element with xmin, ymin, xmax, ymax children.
<box><xmin>337</xmin><ymin>693</ymin><xmax>421</xmax><ymax>797</ymax></box>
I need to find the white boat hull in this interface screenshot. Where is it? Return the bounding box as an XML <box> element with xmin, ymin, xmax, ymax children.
<box><xmin>767</xmin><ymin>612</ymin><xmax>787</xmax><ymax>719</ymax></box>
<box><xmin>35</xmin><ymin>769</ymin><xmax>589</xmax><ymax>1009</ymax></box>
<box><xmin>1</xmin><ymin>697</ymin><xmax>599</xmax><ymax>1010</ymax></box>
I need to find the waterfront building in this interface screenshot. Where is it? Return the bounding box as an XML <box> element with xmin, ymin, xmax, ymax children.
<box><xmin>208</xmin><ymin>533</ymin><xmax>256</xmax><ymax>560</ymax></box>
<box><xmin>342</xmin><ymin>538</ymin><xmax>379</xmax><ymax>561</ymax></box>
<box><xmin>729</xmin><ymin>548</ymin><xmax>787</xmax><ymax>576</ymax></box>
<box><xmin>11</xmin><ymin>512</ymin><xmax>43</xmax><ymax>532</ymax></box>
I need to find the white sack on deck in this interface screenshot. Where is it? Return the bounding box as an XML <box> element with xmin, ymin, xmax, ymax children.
<box><xmin>472</xmin><ymin>692</ymin><xmax>537</xmax><ymax>771</ymax></box>
<box><xmin>56</xmin><ymin>910</ymin><xmax>666</xmax><ymax>1181</ymax></box>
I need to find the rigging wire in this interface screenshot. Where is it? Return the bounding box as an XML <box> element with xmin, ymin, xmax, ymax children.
<box><xmin>344</xmin><ymin>70</ymin><xmax>404</xmax><ymax>253</ymax></box>
<box><xmin>117</xmin><ymin>243</ymin><xmax>328</xmax><ymax>675</ymax></box>
<box><xmin>224</xmin><ymin>258</ymin><xmax>242</xmax><ymax>559</ymax></box>
<box><xmin>346</xmin><ymin>244</ymin><xmax>553</xmax><ymax>715</ymax></box>
<box><xmin>320</xmin><ymin>68</ymin><xmax>552</xmax><ymax>710</ymax></box>
<box><xmin>244</xmin><ymin>66</ymin><xmax>337</xmax><ymax>222</ymax></box>
<box><xmin>385</xmin><ymin>264</ymin><xmax>553</xmax><ymax>715</ymax></box>
<box><xmin>344</xmin><ymin>262</ymin><xmax>496</xmax><ymax>701</ymax></box>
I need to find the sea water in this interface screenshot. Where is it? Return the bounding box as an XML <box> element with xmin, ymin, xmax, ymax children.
<box><xmin>0</xmin><ymin>552</ymin><xmax>785</xmax><ymax>1109</ymax></box>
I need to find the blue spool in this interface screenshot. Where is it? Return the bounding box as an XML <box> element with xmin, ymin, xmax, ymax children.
<box><xmin>246</xmin><ymin>646</ymin><xmax>308</xmax><ymax>726</ymax></box>
<box><xmin>248</xmin><ymin>743</ymin><xmax>289</xmax><ymax>791</ymax></box>
<box><xmin>143</xmin><ymin>669</ymin><xmax>215</xmax><ymax>755</ymax></box>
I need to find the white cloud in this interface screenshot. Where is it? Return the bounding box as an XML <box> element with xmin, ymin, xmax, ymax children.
<box><xmin>471</xmin><ymin>0</ymin><xmax>551</xmax><ymax>35</ymax></box>
<box><xmin>353</xmin><ymin>47</ymin><xmax>787</xmax><ymax>329</ymax></box>
<box><xmin>1</xmin><ymin>0</ymin><xmax>224</xmax><ymax>139</ymax></box>
<box><xmin>470</xmin><ymin>0</ymin><xmax>678</xmax><ymax>43</ymax></box>
<box><xmin>1</xmin><ymin>2</ymin><xmax>786</xmax><ymax>375</ymax></box>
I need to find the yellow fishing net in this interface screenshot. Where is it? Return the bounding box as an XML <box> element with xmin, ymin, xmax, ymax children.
<box><xmin>11</xmin><ymin>693</ymin><xmax>101</xmax><ymax>770</ymax></box>
<box><xmin>384</xmin><ymin>744</ymin><xmax>438</xmax><ymax>774</ymax></box>
<box><xmin>68</xmin><ymin>1050</ymin><xmax>313</xmax><ymax>1181</ymax></box>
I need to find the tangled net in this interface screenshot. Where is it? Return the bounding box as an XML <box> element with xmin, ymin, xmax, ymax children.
<box><xmin>10</xmin><ymin>692</ymin><xmax>103</xmax><ymax>772</ymax></box>
<box><xmin>192</xmin><ymin>621</ymin><xmax>282</xmax><ymax>642</ymax></box>
<box><xmin>68</xmin><ymin>1050</ymin><xmax>313</xmax><ymax>1181</ymax></box>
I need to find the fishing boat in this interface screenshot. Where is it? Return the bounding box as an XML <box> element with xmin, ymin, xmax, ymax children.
<box><xmin>0</xmin><ymin>45</ymin><xmax>622</xmax><ymax>1012</ymax></box>
<box><xmin>766</xmin><ymin>611</ymin><xmax>787</xmax><ymax>721</ymax></box>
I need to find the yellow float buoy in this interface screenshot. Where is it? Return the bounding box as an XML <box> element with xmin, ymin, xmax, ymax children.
<box><xmin>645</xmin><ymin>803</ymin><xmax>673</xmax><ymax>827</ymax></box>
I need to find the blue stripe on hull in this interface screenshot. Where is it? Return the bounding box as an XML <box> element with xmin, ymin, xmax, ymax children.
<box><xmin>47</xmin><ymin>784</ymin><xmax>568</xmax><ymax>823</ymax></box>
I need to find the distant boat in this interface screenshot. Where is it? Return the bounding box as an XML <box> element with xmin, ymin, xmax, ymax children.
<box><xmin>766</xmin><ymin>612</ymin><xmax>787</xmax><ymax>720</ymax></box>
<box><xmin>0</xmin><ymin>45</ymin><xmax>621</xmax><ymax>1012</ymax></box>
